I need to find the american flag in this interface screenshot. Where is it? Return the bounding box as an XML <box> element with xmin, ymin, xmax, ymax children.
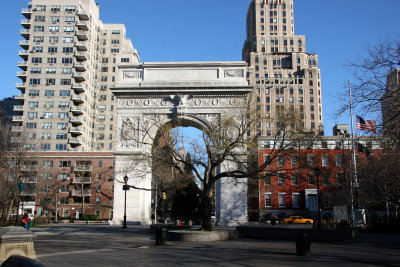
<box><xmin>356</xmin><ymin>116</ymin><xmax>376</xmax><ymax>133</ymax></box>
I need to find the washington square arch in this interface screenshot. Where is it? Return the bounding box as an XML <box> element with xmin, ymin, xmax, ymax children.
<box><xmin>110</xmin><ymin>61</ymin><xmax>252</xmax><ymax>226</ymax></box>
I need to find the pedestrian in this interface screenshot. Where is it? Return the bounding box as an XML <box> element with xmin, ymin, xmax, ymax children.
<box><xmin>21</xmin><ymin>213</ymin><xmax>31</xmax><ymax>230</ymax></box>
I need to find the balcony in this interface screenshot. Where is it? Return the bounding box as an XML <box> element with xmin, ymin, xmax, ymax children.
<box><xmin>69</xmin><ymin>127</ymin><xmax>83</xmax><ymax>135</ymax></box>
<box><xmin>71</xmin><ymin>83</ymin><xmax>87</xmax><ymax>93</ymax></box>
<box><xmin>70</xmin><ymin>105</ymin><xmax>84</xmax><ymax>115</ymax></box>
<box><xmin>11</xmin><ymin>137</ymin><xmax>22</xmax><ymax>143</ymax></box>
<box><xmin>71</xmin><ymin>189</ymin><xmax>91</xmax><ymax>197</ymax></box>
<box><xmin>72</xmin><ymin>72</ymin><xmax>88</xmax><ymax>82</ymax></box>
<box><xmin>21</xmin><ymin>19</ymin><xmax>31</xmax><ymax>29</ymax></box>
<box><xmin>13</xmin><ymin>105</ymin><xmax>24</xmax><ymax>112</ymax></box>
<box><xmin>71</xmin><ymin>94</ymin><xmax>85</xmax><ymax>103</ymax></box>
<box><xmin>21</xmin><ymin>177</ymin><xmax>37</xmax><ymax>183</ymax></box>
<box><xmin>19</xmin><ymin>40</ymin><xmax>29</xmax><ymax>49</ymax></box>
<box><xmin>74</xmin><ymin>51</ymin><xmax>89</xmax><ymax>61</ymax></box>
<box><xmin>18</xmin><ymin>50</ymin><xmax>29</xmax><ymax>59</ymax></box>
<box><xmin>20</xmin><ymin>29</ymin><xmax>30</xmax><ymax>38</ymax></box>
<box><xmin>73</xmin><ymin>62</ymin><xmax>88</xmax><ymax>72</ymax></box>
<box><xmin>75</xmin><ymin>30</ymin><xmax>89</xmax><ymax>41</ymax></box>
<box><xmin>73</xmin><ymin>165</ymin><xmax>92</xmax><ymax>172</ymax></box>
<box><xmin>74</xmin><ymin>41</ymin><xmax>88</xmax><ymax>51</ymax></box>
<box><xmin>76</xmin><ymin>21</ymin><xmax>91</xmax><ymax>31</ymax></box>
<box><xmin>16</xmin><ymin>82</ymin><xmax>26</xmax><ymax>90</ymax></box>
<box><xmin>21</xmin><ymin>8</ymin><xmax>32</xmax><ymax>19</ymax></box>
<box><xmin>21</xmin><ymin>165</ymin><xmax>38</xmax><ymax>172</ymax></box>
<box><xmin>76</xmin><ymin>10</ymin><xmax>90</xmax><ymax>20</ymax></box>
<box><xmin>12</xmin><ymin>116</ymin><xmax>23</xmax><ymax>122</ymax></box>
<box><xmin>68</xmin><ymin>137</ymin><xmax>84</xmax><ymax>145</ymax></box>
<box><xmin>17</xmin><ymin>61</ymin><xmax>28</xmax><ymax>70</ymax></box>
<box><xmin>70</xmin><ymin>116</ymin><xmax>84</xmax><ymax>125</ymax></box>
<box><xmin>20</xmin><ymin>191</ymin><xmax>37</xmax><ymax>197</ymax></box>
<box><xmin>16</xmin><ymin>71</ymin><xmax>27</xmax><ymax>80</ymax></box>
<box><xmin>14</xmin><ymin>94</ymin><xmax>25</xmax><ymax>100</ymax></box>
<box><xmin>11</xmin><ymin>126</ymin><xmax>23</xmax><ymax>132</ymax></box>
<box><xmin>72</xmin><ymin>177</ymin><xmax>91</xmax><ymax>184</ymax></box>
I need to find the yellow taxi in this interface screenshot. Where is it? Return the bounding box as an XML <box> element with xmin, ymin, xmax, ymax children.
<box><xmin>283</xmin><ymin>216</ymin><xmax>313</xmax><ymax>224</ymax></box>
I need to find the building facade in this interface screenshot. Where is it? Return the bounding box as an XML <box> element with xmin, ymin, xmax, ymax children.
<box><xmin>11</xmin><ymin>0</ymin><xmax>140</xmax><ymax>219</ymax></box>
<box><xmin>15</xmin><ymin>0</ymin><xmax>139</xmax><ymax>152</ymax></box>
<box><xmin>383</xmin><ymin>69</ymin><xmax>400</xmax><ymax>136</ymax></box>
<box><xmin>243</xmin><ymin>0</ymin><xmax>323</xmax><ymax>136</ymax></box>
<box><xmin>253</xmin><ymin>131</ymin><xmax>384</xmax><ymax>221</ymax></box>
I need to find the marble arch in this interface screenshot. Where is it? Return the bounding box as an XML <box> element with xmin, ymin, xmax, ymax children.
<box><xmin>110</xmin><ymin>62</ymin><xmax>252</xmax><ymax>226</ymax></box>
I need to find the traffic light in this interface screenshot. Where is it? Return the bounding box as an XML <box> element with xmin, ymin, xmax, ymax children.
<box><xmin>162</xmin><ymin>192</ymin><xmax>166</xmax><ymax>200</ymax></box>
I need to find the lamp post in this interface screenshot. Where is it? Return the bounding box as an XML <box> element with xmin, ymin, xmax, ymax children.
<box><xmin>122</xmin><ymin>175</ymin><xmax>129</xmax><ymax>229</ymax></box>
<box><xmin>15</xmin><ymin>177</ymin><xmax>24</xmax><ymax>226</ymax></box>
<box><xmin>314</xmin><ymin>167</ymin><xmax>321</xmax><ymax>229</ymax></box>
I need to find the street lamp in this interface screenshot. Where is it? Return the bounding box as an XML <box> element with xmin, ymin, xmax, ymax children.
<box><xmin>15</xmin><ymin>177</ymin><xmax>24</xmax><ymax>226</ymax></box>
<box><xmin>314</xmin><ymin>167</ymin><xmax>321</xmax><ymax>229</ymax></box>
<box><xmin>122</xmin><ymin>175</ymin><xmax>129</xmax><ymax>229</ymax></box>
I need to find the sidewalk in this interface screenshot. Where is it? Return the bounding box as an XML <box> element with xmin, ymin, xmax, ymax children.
<box><xmin>31</xmin><ymin>225</ymin><xmax>400</xmax><ymax>266</ymax></box>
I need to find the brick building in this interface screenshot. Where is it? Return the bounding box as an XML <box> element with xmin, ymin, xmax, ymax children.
<box><xmin>250</xmin><ymin>131</ymin><xmax>384</xmax><ymax>221</ymax></box>
<box><xmin>20</xmin><ymin>152</ymin><xmax>115</xmax><ymax>220</ymax></box>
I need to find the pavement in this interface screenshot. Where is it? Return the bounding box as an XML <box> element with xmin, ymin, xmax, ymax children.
<box><xmin>29</xmin><ymin>224</ymin><xmax>400</xmax><ymax>267</ymax></box>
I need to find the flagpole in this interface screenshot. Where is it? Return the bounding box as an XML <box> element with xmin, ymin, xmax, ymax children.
<box><xmin>348</xmin><ymin>80</ymin><xmax>357</xmax><ymax>228</ymax></box>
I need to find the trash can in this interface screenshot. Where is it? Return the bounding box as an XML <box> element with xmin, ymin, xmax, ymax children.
<box><xmin>296</xmin><ymin>231</ymin><xmax>311</xmax><ymax>256</ymax></box>
<box><xmin>156</xmin><ymin>227</ymin><xmax>167</xmax><ymax>245</ymax></box>
<box><xmin>86</xmin><ymin>220</ymin><xmax>89</xmax><ymax>225</ymax></box>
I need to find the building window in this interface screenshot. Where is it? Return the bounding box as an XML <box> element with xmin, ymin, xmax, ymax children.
<box><xmin>277</xmin><ymin>155</ymin><xmax>285</xmax><ymax>167</ymax></box>
<box><xmin>55</xmin><ymin>144</ymin><xmax>67</xmax><ymax>151</ymax></box>
<box><xmin>322</xmin><ymin>155</ymin><xmax>329</xmax><ymax>166</ymax></box>
<box><xmin>263</xmin><ymin>155</ymin><xmax>271</xmax><ymax>166</ymax></box>
<box><xmin>278</xmin><ymin>193</ymin><xmax>285</xmax><ymax>208</ymax></box>
<box><xmin>58</xmin><ymin>172</ymin><xmax>70</xmax><ymax>181</ymax></box>
<box><xmin>292</xmin><ymin>193</ymin><xmax>299</xmax><ymax>208</ymax></box>
<box><xmin>291</xmin><ymin>173</ymin><xmax>299</xmax><ymax>186</ymax></box>
<box><xmin>278</xmin><ymin>173</ymin><xmax>285</xmax><ymax>186</ymax></box>
<box><xmin>308</xmin><ymin>173</ymin><xmax>315</xmax><ymax>185</ymax></box>
<box><xmin>65</xmin><ymin>6</ymin><xmax>76</xmax><ymax>12</ymax></box>
<box><xmin>335</xmin><ymin>155</ymin><xmax>343</xmax><ymax>166</ymax></box>
<box><xmin>291</xmin><ymin>155</ymin><xmax>298</xmax><ymax>167</ymax></box>
<box><xmin>323</xmin><ymin>173</ymin><xmax>330</xmax><ymax>185</ymax></box>
<box><xmin>307</xmin><ymin>155</ymin><xmax>314</xmax><ymax>167</ymax></box>
<box><xmin>48</xmin><ymin>37</ymin><xmax>59</xmax><ymax>43</ymax></box>
<box><xmin>263</xmin><ymin>172</ymin><xmax>271</xmax><ymax>186</ymax></box>
<box><xmin>42</xmin><ymin>123</ymin><xmax>52</xmax><ymax>129</ymax></box>
<box><xmin>59</xmin><ymin>161</ymin><xmax>71</xmax><ymax>168</ymax></box>
<box><xmin>63</xmin><ymin>47</ymin><xmax>74</xmax><ymax>54</ymax></box>
<box><xmin>265</xmin><ymin>193</ymin><xmax>272</xmax><ymax>208</ymax></box>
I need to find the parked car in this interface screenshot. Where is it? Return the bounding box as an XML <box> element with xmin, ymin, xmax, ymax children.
<box><xmin>283</xmin><ymin>216</ymin><xmax>313</xmax><ymax>224</ymax></box>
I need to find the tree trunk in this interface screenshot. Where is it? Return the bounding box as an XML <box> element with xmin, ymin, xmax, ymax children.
<box><xmin>5</xmin><ymin>198</ymin><xmax>14</xmax><ymax>222</ymax></box>
<box><xmin>200</xmin><ymin>193</ymin><xmax>212</xmax><ymax>231</ymax></box>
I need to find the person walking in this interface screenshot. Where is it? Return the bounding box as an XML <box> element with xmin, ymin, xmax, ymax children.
<box><xmin>21</xmin><ymin>213</ymin><xmax>31</xmax><ymax>230</ymax></box>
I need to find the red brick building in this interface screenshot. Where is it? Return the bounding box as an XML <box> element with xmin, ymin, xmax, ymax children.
<box><xmin>251</xmin><ymin>135</ymin><xmax>384</xmax><ymax>221</ymax></box>
<box><xmin>20</xmin><ymin>152</ymin><xmax>115</xmax><ymax>220</ymax></box>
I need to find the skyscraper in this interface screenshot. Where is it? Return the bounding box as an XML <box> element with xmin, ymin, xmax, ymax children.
<box><xmin>243</xmin><ymin>0</ymin><xmax>323</xmax><ymax>136</ymax></box>
<box><xmin>14</xmin><ymin>0</ymin><xmax>140</xmax><ymax>152</ymax></box>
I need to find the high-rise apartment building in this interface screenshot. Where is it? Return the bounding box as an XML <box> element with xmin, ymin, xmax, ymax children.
<box><xmin>14</xmin><ymin>0</ymin><xmax>139</xmax><ymax>152</ymax></box>
<box><xmin>10</xmin><ymin>0</ymin><xmax>140</xmax><ymax>220</ymax></box>
<box><xmin>243</xmin><ymin>0</ymin><xmax>323</xmax><ymax>136</ymax></box>
<box><xmin>382</xmin><ymin>69</ymin><xmax>400</xmax><ymax>136</ymax></box>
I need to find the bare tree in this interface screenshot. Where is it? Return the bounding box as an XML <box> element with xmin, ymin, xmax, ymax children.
<box><xmin>0</xmin><ymin>111</ymin><xmax>38</xmax><ymax>222</ymax></box>
<box><xmin>120</xmin><ymin>109</ymin><xmax>310</xmax><ymax>230</ymax></box>
<box><xmin>339</xmin><ymin>39</ymin><xmax>400</xmax><ymax>136</ymax></box>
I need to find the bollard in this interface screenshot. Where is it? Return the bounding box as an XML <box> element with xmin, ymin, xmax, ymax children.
<box><xmin>296</xmin><ymin>231</ymin><xmax>311</xmax><ymax>256</ymax></box>
<box><xmin>155</xmin><ymin>227</ymin><xmax>167</xmax><ymax>245</ymax></box>
<box><xmin>86</xmin><ymin>220</ymin><xmax>89</xmax><ymax>225</ymax></box>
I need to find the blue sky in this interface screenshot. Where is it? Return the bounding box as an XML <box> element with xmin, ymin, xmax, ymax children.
<box><xmin>1</xmin><ymin>0</ymin><xmax>399</xmax><ymax>135</ymax></box>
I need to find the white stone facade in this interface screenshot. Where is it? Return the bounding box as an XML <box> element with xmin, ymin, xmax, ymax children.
<box><xmin>111</xmin><ymin>61</ymin><xmax>252</xmax><ymax>226</ymax></box>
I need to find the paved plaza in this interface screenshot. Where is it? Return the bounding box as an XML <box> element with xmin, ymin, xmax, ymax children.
<box><xmin>29</xmin><ymin>224</ymin><xmax>400</xmax><ymax>266</ymax></box>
